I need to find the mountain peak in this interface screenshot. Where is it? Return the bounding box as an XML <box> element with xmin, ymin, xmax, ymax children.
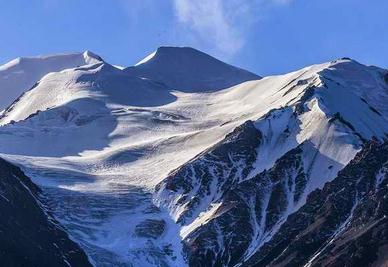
<box><xmin>126</xmin><ymin>46</ymin><xmax>260</xmax><ymax>92</ymax></box>
<box><xmin>327</xmin><ymin>57</ymin><xmax>362</xmax><ymax>67</ymax></box>
<box><xmin>82</xmin><ymin>50</ymin><xmax>104</xmax><ymax>63</ymax></box>
<box><xmin>0</xmin><ymin>51</ymin><xmax>103</xmax><ymax>111</ymax></box>
<box><xmin>135</xmin><ymin>46</ymin><xmax>216</xmax><ymax>66</ymax></box>
<box><xmin>153</xmin><ymin>46</ymin><xmax>215</xmax><ymax>59</ymax></box>
<box><xmin>1</xmin><ymin>51</ymin><xmax>103</xmax><ymax>68</ymax></box>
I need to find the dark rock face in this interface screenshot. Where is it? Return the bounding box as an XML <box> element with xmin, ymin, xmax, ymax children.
<box><xmin>245</xmin><ymin>140</ymin><xmax>388</xmax><ymax>267</ymax></box>
<box><xmin>0</xmin><ymin>158</ymin><xmax>91</xmax><ymax>267</ymax></box>
<box><xmin>156</xmin><ymin>113</ymin><xmax>388</xmax><ymax>267</ymax></box>
<box><xmin>184</xmin><ymin>145</ymin><xmax>307</xmax><ymax>267</ymax></box>
<box><xmin>158</xmin><ymin>116</ymin><xmax>388</xmax><ymax>267</ymax></box>
<box><xmin>156</xmin><ymin>120</ymin><xmax>262</xmax><ymax>225</ymax></box>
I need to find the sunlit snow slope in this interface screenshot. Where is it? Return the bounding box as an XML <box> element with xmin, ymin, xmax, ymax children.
<box><xmin>0</xmin><ymin>47</ymin><xmax>387</xmax><ymax>266</ymax></box>
<box><xmin>0</xmin><ymin>51</ymin><xmax>102</xmax><ymax>112</ymax></box>
<box><xmin>125</xmin><ymin>46</ymin><xmax>260</xmax><ymax>92</ymax></box>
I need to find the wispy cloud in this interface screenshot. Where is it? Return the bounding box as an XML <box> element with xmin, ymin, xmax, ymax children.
<box><xmin>173</xmin><ymin>0</ymin><xmax>244</xmax><ymax>57</ymax></box>
<box><xmin>173</xmin><ymin>0</ymin><xmax>293</xmax><ymax>58</ymax></box>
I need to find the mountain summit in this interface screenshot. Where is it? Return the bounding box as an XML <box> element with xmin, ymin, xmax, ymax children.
<box><xmin>125</xmin><ymin>46</ymin><xmax>260</xmax><ymax>92</ymax></box>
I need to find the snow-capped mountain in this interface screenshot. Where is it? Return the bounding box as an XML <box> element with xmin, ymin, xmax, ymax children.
<box><xmin>125</xmin><ymin>46</ymin><xmax>260</xmax><ymax>92</ymax></box>
<box><xmin>0</xmin><ymin>51</ymin><xmax>102</xmax><ymax>112</ymax></box>
<box><xmin>0</xmin><ymin>47</ymin><xmax>387</xmax><ymax>267</ymax></box>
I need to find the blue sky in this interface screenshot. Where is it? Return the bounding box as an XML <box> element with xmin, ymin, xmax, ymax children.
<box><xmin>1</xmin><ymin>0</ymin><xmax>387</xmax><ymax>76</ymax></box>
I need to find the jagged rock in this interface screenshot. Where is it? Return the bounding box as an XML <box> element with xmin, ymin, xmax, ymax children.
<box><xmin>184</xmin><ymin>145</ymin><xmax>307</xmax><ymax>267</ymax></box>
<box><xmin>156</xmin><ymin>120</ymin><xmax>262</xmax><ymax>225</ymax></box>
<box><xmin>245</xmin><ymin>140</ymin><xmax>388</xmax><ymax>267</ymax></box>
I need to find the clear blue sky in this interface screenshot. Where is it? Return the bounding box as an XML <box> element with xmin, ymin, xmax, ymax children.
<box><xmin>1</xmin><ymin>0</ymin><xmax>387</xmax><ymax>76</ymax></box>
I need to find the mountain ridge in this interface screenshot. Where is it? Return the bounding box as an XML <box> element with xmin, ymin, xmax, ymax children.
<box><xmin>0</xmin><ymin>50</ymin><xmax>103</xmax><ymax>112</ymax></box>
<box><xmin>0</xmin><ymin>47</ymin><xmax>387</xmax><ymax>266</ymax></box>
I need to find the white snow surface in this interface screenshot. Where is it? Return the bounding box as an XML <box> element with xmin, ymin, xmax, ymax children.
<box><xmin>0</xmin><ymin>48</ymin><xmax>387</xmax><ymax>266</ymax></box>
<box><xmin>0</xmin><ymin>51</ymin><xmax>102</xmax><ymax>112</ymax></box>
<box><xmin>125</xmin><ymin>46</ymin><xmax>260</xmax><ymax>92</ymax></box>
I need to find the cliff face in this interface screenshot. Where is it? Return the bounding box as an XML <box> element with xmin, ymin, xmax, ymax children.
<box><xmin>245</xmin><ymin>140</ymin><xmax>388</xmax><ymax>267</ymax></box>
<box><xmin>158</xmin><ymin>124</ymin><xmax>388</xmax><ymax>267</ymax></box>
<box><xmin>181</xmin><ymin>144</ymin><xmax>308</xmax><ymax>267</ymax></box>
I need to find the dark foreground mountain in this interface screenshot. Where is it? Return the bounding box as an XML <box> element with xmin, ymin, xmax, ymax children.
<box><xmin>0</xmin><ymin>158</ymin><xmax>91</xmax><ymax>267</ymax></box>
